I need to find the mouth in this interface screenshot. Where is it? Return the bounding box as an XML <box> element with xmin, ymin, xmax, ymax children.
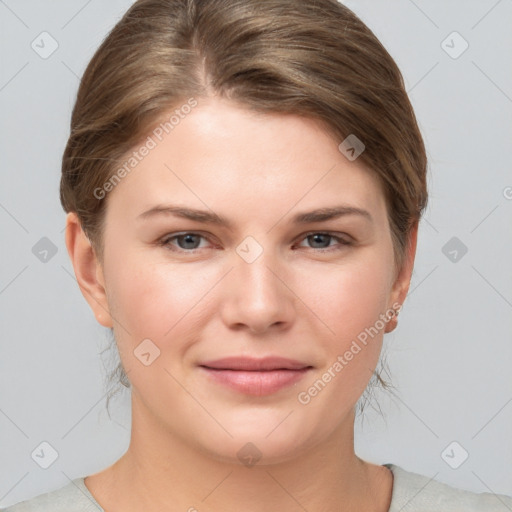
<box><xmin>198</xmin><ymin>356</ymin><xmax>313</xmax><ymax>396</ymax></box>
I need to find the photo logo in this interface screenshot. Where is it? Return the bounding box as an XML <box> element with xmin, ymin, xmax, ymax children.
<box><xmin>441</xmin><ymin>441</ymin><xmax>469</xmax><ymax>469</ymax></box>
<box><xmin>134</xmin><ymin>338</ymin><xmax>161</xmax><ymax>366</ymax></box>
<box><xmin>31</xmin><ymin>441</ymin><xmax>59</xmax><ymax>469</ymax></box>
<box><xmin>338</xmin><ymin>134</ymin><xmax>365</xmax><ymax>161</ymax></box>
<box><xmin>237</xmin><ymin>442</ymin><xmax>262</xmax><ymax>468</ymax></box>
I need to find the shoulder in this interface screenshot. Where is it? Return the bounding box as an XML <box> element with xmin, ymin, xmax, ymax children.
<box><xmin>0</xmin><ymin>478</ymin><xmax>104</xmax><ymax>512</ymax></box>
<box><xmin>385</xmin><ymin>463</ymin><xmax>512</xmax><ymax>512</ymax></box>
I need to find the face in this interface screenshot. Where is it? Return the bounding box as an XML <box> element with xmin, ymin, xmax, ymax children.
<box><xmin>69</xmin><ymin>97</ymin><xmax>415</xmax><ymax>464</ymax></box>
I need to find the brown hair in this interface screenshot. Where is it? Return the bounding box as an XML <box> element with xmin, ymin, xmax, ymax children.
<box><xmin>60</xmin><ymin>0</ymin><xmax>428</xmax><ymax>410</ymax></box>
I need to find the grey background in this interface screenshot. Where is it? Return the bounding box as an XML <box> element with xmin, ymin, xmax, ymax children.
<box><xmin>1</xmin><ymin>0</ymin><xmax>511</xmax><ymax>507</ymax></box>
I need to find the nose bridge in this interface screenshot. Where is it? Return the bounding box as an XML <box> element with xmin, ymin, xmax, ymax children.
<box><xmin>238</xmin><ymin>250</ymin><xmax>277</xmax><ymax>297</ymax></box>
<box><xmin>220</xmin><ymin>238</ymin><xmax>295</xmax><ymax>332</ymax></box>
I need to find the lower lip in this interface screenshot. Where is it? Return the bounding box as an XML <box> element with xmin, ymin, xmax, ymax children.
<box><xmin>199</xmin><ymin>367</ymin><xmax>311</xmax><ymax>396</ymax></box>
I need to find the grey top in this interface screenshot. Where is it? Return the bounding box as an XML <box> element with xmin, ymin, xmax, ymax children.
<box><xmin>2</xmin><ymin>463</ymin><xmax>511</xmax><ymax>511</ymax></box>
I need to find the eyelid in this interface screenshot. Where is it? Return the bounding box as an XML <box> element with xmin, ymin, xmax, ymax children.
<box><xmin>297</xmin><ymin>230</ymin><xmax>353</xmax><ymax>242</ymax></box>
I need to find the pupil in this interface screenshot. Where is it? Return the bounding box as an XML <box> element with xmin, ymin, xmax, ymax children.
<box><xmin>310</xmin><ymin>234</ymin><xmax>330</xmax><ymax>248</ymax></box>
<box><xmin>179</xmin><ymin>234</ymin><xmax>200</xmax><ymax>249</ymax></box>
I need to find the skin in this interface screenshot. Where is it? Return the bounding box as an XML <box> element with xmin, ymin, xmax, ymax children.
<box><xmin>66</xmin><ymin>96</ymin><xmax>418</xmax><ymax>511</ymax></box>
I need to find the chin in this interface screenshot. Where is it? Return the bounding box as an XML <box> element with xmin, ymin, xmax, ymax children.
<box><xmin>200</xmin><ymin>435</ymin><xmax>311</xmax><ymax>467</ymax></box>
<box><xmin>193</xmin><ymin>408</ymin><xmax>330</xmax><ymax>467</ymax></box>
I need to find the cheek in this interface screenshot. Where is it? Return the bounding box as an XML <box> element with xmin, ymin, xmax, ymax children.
<box><xmin>291</xmin><ymin>252</ymin><xmax>393</xmax><ymax>405</ymax></box>
<box><xmin>104</xmin><ymin>252</ymin><xmax>220</xmax><ymax>356</ymax></box>
<box><xmin>296</xmin><ymin>254</ymin><xmax>393</xmax><ymax>347</ymax></box>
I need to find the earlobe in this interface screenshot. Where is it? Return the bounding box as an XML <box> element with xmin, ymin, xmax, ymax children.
<box><xmin>385</xmin><ymin>221</ymin><xmax>419</xmax><ymax>333</ymax></box>
<box><xmin>64</xmin><ymin>212</ymin><xmax>113</xmax><ymax>328</ymax></box>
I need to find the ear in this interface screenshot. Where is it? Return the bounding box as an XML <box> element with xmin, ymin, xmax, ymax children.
<box><xmin>385</xmin><ymin>220</ymin><xmax>419</xmax><ymax>333</ymax></box>
<box><xmin>64</xmin><ymin>212</ymin><xmax>113</xmax><ymax>328</ymax></box>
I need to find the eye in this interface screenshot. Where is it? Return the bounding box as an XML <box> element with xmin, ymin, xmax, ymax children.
<box><xmin>296</xmin><ymin>232</ymin><xmax>352</xmax><ymax>251</ymax></box>
<box><xmin>158</xmin><ymin>231</ymin><xmax>352</xmax><ymax>254</ymax></box>
<box><xmin>160</xmin><ymin>232</ymin><xmax>210</xmax><ymax>251</ymax></box>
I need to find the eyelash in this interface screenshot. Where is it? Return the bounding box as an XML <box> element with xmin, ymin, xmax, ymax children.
<box><xmin>158</xmin><ymin>231</ymin><xmax>353</xmax><ymax>253</ymax></box>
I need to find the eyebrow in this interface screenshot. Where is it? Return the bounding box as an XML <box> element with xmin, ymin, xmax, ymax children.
<box><xmin>137</xmin><ymin>204</ymin><xmax>373</xmax><ymax>227</ymax></box>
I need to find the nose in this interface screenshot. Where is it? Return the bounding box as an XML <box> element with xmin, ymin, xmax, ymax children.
<box><xmin>219</xmin><ymin>247</ymin><xmax>296</xmax><ymax>335</ymax></box>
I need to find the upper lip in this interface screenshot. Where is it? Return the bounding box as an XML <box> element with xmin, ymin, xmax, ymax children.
<box><xmin>199</xmin><ymin>356</ymin><xmax>312</xmax><ymax>371</ymax></box>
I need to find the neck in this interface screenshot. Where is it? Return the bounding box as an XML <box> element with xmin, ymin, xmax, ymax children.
<box><xmin>86</xmin><ymin>394</ymin><xmax>392</xmax><ymax>512</ymax></box>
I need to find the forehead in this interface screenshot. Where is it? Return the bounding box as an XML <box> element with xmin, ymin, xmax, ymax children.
<box><xmin>106</xmin><ymin>97</ymin><xmax>387</xmax><ymax>225</ymax></box>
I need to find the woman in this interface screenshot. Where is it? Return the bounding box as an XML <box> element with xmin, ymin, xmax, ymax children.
<box><xmin>3</xmin><ymin>0</ymin><xmax>511</xmax><ymax>510</ymax></box>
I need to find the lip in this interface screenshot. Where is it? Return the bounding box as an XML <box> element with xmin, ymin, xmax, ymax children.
<box><xmin>200</xmin><ymin>356</ymin><xmax>311</xmax><ymax>371</ymax></box>
<box><xmin>198</xmin><ymin>356</ymin><xmax>313</xmax><ymax>396</ymax></box>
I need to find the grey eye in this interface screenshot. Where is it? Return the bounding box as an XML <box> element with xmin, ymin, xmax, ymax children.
<box><xmin>306</xmin><ymin>233</ymin><xmax>333</xmax><ymax>248</ymax></box>
<box><xmin>175</xmin><ymin>233</ymin><xmax>203</xmax><ymax>249</ymax></box>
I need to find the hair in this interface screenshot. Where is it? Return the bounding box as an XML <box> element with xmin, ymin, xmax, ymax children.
<box><xmin>60</xmin><ymin>0</ymin><xmax>428</xmax><ymax>414</ymax></box>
